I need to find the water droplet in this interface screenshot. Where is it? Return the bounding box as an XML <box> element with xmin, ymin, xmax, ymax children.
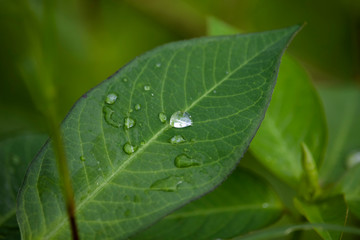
<box><xmin>140</xmin><ymin>141</ymin><xmax>145</xmax><ymax>146</ymax></box>
<box><xmin>155</xmin><ymin>63</ymin><xmax>161</xmax><ymax>68</ymax></box>
<box><xmin>124</xmin><ymin>209</ymin><xmax>131</xmax><ymax>217</ymax></box>
<box><xmin>184</xmin><ymin>148</ymin><xmax>190</xmax><ymax>152</ymax></box>
<box><xmin>144</xmin><ymin>85</ymin><xmax>151</xmax><ymax>91</ymax></box>
<box><xmin>150</xmin><ymin>176</ymin><xmax>184</xmax><ymax>192</ymax></box>
<box><xmin>97</xmin><ymin>161</ymin><xmax>100</xmax><ymax>164</ymax></box>
<box><xmin>135</xmin><ymin>104</ymin><xmax>141</xmax><ymax>110</ymax></box>
<box><xmin>122</xmin><ymin>77</ymin><xmax>128</xmax><ymax>82</ymax></box>
<box><xmin>158</xmin><ymin>112</ymin><xmax>167</xmax><ymax>123</ymax></box>
<box><xmin>129</xmin><ymin>109</ymin><xmax>133</xmax><ymax>113</ymax></box>
<box><xmin>105</xmin><ymin>93</ymin><xmax>118</xmax><ymax>105</ymax></box>
<box><xmin>262</xmin><ymin>203</ymin><xmax>269</xmax><ymax>208</ymax></box>
<box><xmin>103</xmin><ymin>106</ymin><xmax>121</xmax><ymax>128</ymax></box>
<box><xmin>174</xmin><ymin>154</ymin><xmax>201</xmax><ymax>168</ymax></box>
<box><xmin>124</xmin><ymin>117</ymin><xmax>135</xmax><ymax>129</ymax></box>
<box><xmin>169</xmin><ymin>135</ymin><xmax>186</xmax><ymax>144</ymax></box>
<box><xmin>170</xmin><ymin>111</ymin><xmax>192</xmax><ymax>128</ymax></box>
<box><xmin>213</xmin><ymin>90</ymin><xmax>217</xmax><ymax>93</ymax></box>
<box><xmin>151</xmin><ymin>93</ymin><xmax>154</xmax><ymax>97</ymax></box>
<box><xmin>347</xmin><ymin>151</ymin><xmax>360</xmax><ymax>168</ymax></box>
<box><xmin>225</xmin><ymin>71</ymin><xmax>229</xmax><ymax>75</ymax></box>
<box><xmin>98</xmin><ymin>168</ymin><xmax>102</xmax><ymax>171</ymax></box>
<box><xmin>80</xmin><ymin>156</ymin><xmax>86</xmax><ymax>161</ymax></box>
<box><xmin>123</xmin><ymin>143</ymin><xmax>137</xmax><ymax>155</ymax></box>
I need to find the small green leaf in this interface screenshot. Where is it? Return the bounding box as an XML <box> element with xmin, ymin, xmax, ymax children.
<box><xmin>17</xmin><ymin>26</ymin><xmax>300</xmax><ymax>239</ymax></box>
<box><xmin>318</xmin><ymin>87</ymin><xmax>360</xmax><ymax>185</ymax></box>
<box><xmin>250</xmin><ymin>55</ymin><xmax>327</xmax><ymax>186</ymax></box>
<box><xmin>131</xmin><ymin>168</ymin><xmax>283</xmax><ymax>240</ymax></box>
<box><xmin>294</xmin><ymin>196</ymin><xmax>348</xmax><ymax>240</ymax></box>
<box><xmin>0</xmin><ymin>133</ymin><xmax>46</xmax><ymax>239</ymax></box>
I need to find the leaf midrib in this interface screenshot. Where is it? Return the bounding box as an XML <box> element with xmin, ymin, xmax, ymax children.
<box><xmin>45</xmin><ymin>32</ymin><xmax>288</xmax><ymax>239</ymax></box>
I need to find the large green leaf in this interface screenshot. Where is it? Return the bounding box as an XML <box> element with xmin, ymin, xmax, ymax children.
<box><xmin>17</xmin><ymin>26</ymin><xmax>299</xmax><ymax>239</ymax></box>
<box><xmin>0</xmin><ymin>133</ymin><xmax>46</xmax><ymax>239</ymax></box>
<box><xmin>249</xmin><ymin>55</ymin><xmax>327</xmax><ymax>186</ymax></box>
<box><xmin>294</xmin><ymin>196</ymin><xmax>348</xmax><ymax>240</ymax></box>
<box><xmin>131</xmin><ymin>167</ymin><xmax>283</xmax><ymax>240</ymax></box>
<box><xmin>318</xmin><ymin>87</ymin><xmax>360</xmax><ymax>185</ymax></box>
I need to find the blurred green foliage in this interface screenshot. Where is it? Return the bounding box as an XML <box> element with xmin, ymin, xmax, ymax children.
<box><xmin>0</xmin><ymin>0</ymin><xmax>359</xmax><ymax>137</ymax></box>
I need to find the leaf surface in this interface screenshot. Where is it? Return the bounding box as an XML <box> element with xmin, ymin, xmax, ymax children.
<box><xmin>0</xmin><ymin>133</ymin><xmax>46</xmax><ymax>239</ymax></box>
<box><xmin>249</xmin><ymin>55</ymin><xmax>327</xmax><ymax>186</ymax></box>
<box><xmin>294</xmin><ymin>196</ymin><xmax>348</xmax><ymax>240</ymax></box>
<box><xmin>17</xmin><ymin>26</ymin><xmax>299</xmax><ymax>239</ymax></box>
<box><xmin>132</xmin><ymin>168</ymin><xmax>282</xmax><ymax>240</ymax></box>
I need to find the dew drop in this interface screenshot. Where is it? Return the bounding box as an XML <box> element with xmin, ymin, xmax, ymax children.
<box><xmin>262</xmin><ymin>203</ymin><xmax>269</xmax><ymax>208</ymax></box>
<box><xmin>155</xmin><ymin>63</ymin><xmax>161</xmax><ymax>68</ymax></box>
<box><xmin>158</xmin><ymin>112</ymin><xmax>167</xmax><ymax>123</ymax></box>
<box><xmin>213</xmin><ymin>90</ymin><xmax>217</xmax><ymax>93</ymax></box>
<box><xmin>80</xmin><ymin>156</ymin><xmax>86</xmax><ymax>162</ymax></box>
<box><xmin>347</xmin><ymin>151</ymin><xmax>360</xmax><ymax>168</ymax></box>
<box><xmin>225</xmin><ymin>71</ymin><xmax>229</xmax><ymax>75</ymax></box>
<box><xmin>150</xmin><ymin>176</ymin><xmax>184</xmax><ymax>192</ymax></box>
<box><xmin>169</xmin><ymin>135</ymin><xmax>186</xmax><ymax>144</ymax></box>
<box><xmin>122</xmin><ymin>77</ymin><xmax>128</xmax><ymax>82</ymax></box>
<box><xmin>144</xmin><ymin>85</ymin><xmax>151</xmax><ymax>91</ymax></box>
<box><xmin>105</xmin><ymin>93</ymin><xmax>118</xmax><ymax>105</ymax></box>
<box><xmin>170</xmin><ymin>111</ymin><xmax>192</xmax><ymax>128</ymax></box>
<box><xmin>129</xmin><ymin>109</ymin><xmax>133</xmax><ymax>113</ymax></box>
<box><xmin>151</xmin><ymin>93</ymin><xmax>154</xmax><ymax>97</ymax></box>
<box><xmin>124</xmin><ymin>117</ymin><xmax>135</xmax><ymax>129</ymax></box>
<box><xmin>135</xmin><ymin>104</ymin><xmax>141</xmax><ymax>110</ymax></box>
<box><xmin>103</xmin><ymin>106</ymin><xmax>121</xmax><ymax>128</ymax></box>
<box><xmin>174</xmin><ymin>154</ymin><xmax>201</xmax><ymax>168</ymax></box>
<box><xmin>123</xmin><ymin>142</ymin><xmax>137</xmax><ymax>155</ymax></box>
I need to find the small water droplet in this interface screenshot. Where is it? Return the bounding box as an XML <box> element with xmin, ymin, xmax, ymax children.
<box><xmin>174</xmin><ymin>154</ymin><xmax>201</xmax><ymax>168</ymax></box>
<box><xmin>103</xmin><ymin>106</ymin><xmax>121</xmax><ymax>128</ymax></box>
<box><xmin>124</xmin><ymin>209</ymin><xmax>131</xmax><ymax>217</ymax></box>
<box><xmin>184</xmin><ymin>148</ymin><xmax>190</xmax><ymax>152</ymax></box>
<box><xmin>80</xmin><ymin>156</ymin><xmax>86</xmax><ymax>161</ymax></box>
<box><xmin>123</xmin><ymin>143</ymin><xmax>137</xmax><ymax>155</ymax></box>
<box><xmin>225</xmin><ymin>71</ymin><xmax>229</xmax><ymax>75</ymax></box>
<box><xmin>155</xmin><ymin>63</ymin><xmax>161</xmax><ymax>68</ymax></box>
<box><xmin>98</xmin><ymin>168</ymin><xmax>102</xmax><ymax>171</ymax></box>
<box><xmin>135</xmin><ymin>104</ymin><xmax>141</xmax><ymax>110</ymax></box>
<box><xmin>262</xmin><ymin>203</ymin><xmax>269</xmax><ymax>208</ymax></box>
<box><xmin>169</xmin><ymin>135</ymin><xmax>186</xmax><ymax>144</ymax></box>
<box><xmin>213</xmin><ymin>90</ymin><xmax>217</xmax><ymax>93</ymax></box>
<box><xmin>151</xmin><ymin>93</ymin><xmax>154</xmax><ymax>97</ymax></box>
<box><xmin>97</xmin><ymin>161</ymin><xmax>100</xmax><ymax>164</ymax></box>
<box><xmin>124</xmin><ymin>117</ymin><xmax>135</xmax><ymax>129</ymax></box>
<box><xmin>129</xmin><ymin>109</ymin><xmax>133</xmax><ymax>113</ymax></box>
<box><xmin>170</xmin><ymin>111</ymin><xmax>192</xmax><ymax>128</ymax></box>
<box><xmin>347</xmin><ymin>151</ymin><xmax>360</xmax><ymax>168</ymax></box>
<box><xmin>96</xmin><ymin>182</ymin><xmax>99</xmax><ymax>186</ymax></box>
<box><xmin>158</xmin><ymin>112</ymin><xmax>167</xmax><ymax>123</ymax></box>
<box><xmin>150</xmin><ymin>176</ymin><xmax>184</xmax><ymax>192</ymax></box>
<box><xmin>140</xmin><ymin>141</ymin><xmax>145</xmax><ymax>146</ymax></box>
<box><xmin>144</xmin><ymin>85</ymin><xmax>151</xmax><ymax>91</ymax></box>
<box><xmin>122</xmin><ymin>77</ymin><xmax>128</xmax><ymax>82</ymax></box>
<box><xmin>105</xmin><ymin>93</ymin><xmax>118</xmax><ymax>105</ymax></box>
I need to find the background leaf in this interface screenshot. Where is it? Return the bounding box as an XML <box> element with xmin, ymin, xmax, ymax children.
<box><xmin>17</xmin><ymin>26</ymin><xmax>299</xmax><ymax>239</ymax></box>
<box><xmin>0</xmin><ymin>133</ymin><xmax>46</xmax><ymax>239</ymax></box>
<box><xmin>249</xmin><ymin>55</ymin><xmax>327</xmax><ymax>186</ymax></box>
<box><xmin>294</xmin><ymin>196</ymin><xmax>348</xmax><ymax>240</ymax></box>
<box><xmin>132</xmin><ymin>168</ymin><xmax>283</xmax><ymax>240</ymax></box>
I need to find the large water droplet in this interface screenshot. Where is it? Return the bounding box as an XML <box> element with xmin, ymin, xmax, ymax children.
<box><xmin>124</xmin><ymin>117</ymin><xmax>135</xmax><ymax>129</ymax></box>
<box><xmin>123</xmin><ymin>143</ymin><xmax>137</xmax><ymax>155</ymax></box>
<box><xmin>170</xmin><ymin>111</ymin><xmax>192</xmax><ymax>128</ymax></box>
<box><xmin>135</xmin><ymin>104</ymin><xmax>141</xmax><ymax>110</ymax></box>
<box><xmin>144</xmin><ymin>85</ymin><xmax>151</xmax><ymax>91</ymax></box>
<box><xmin>150</xmin><ymin>176</ymin><xmax>184</xmax><ymax>192</ymax></box>
<box><xmin>174</xmin><ymin>154</ymin><xmax>201</xmax><ymax>168</ymax></box>
<box><xmin>158</xmin><ymin>112</ymin><xmax>167</xmax><ymax>123</ymax></box>
<box><xmin>103</xmin><ymin>106</ymin><xmax>121</xmax><ymax>128</ymax></box>
<box><xmin>105</xmin><ymin>93</ymin><xmax>118</xmax><ymax>105</ymax></box>
<box><xmin>80</xmin><ymin>156</ymin><xmax>86</xmax><ymax>162</ymax></box>
<box><xmin>347</xmin><ymin>151</ymin><xmax>360</xmax><ymax>168</ymax></box>
<box><xmin>169</xmin><ymin>135</ymin><xmax>186</xmax><ymax>144</ymax></box>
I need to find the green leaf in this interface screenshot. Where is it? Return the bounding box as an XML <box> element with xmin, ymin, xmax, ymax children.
<box><xmin>294</xmin><ymin>196</ymin><xmax>348</xmax><ymax>240</ymax></box>
<box><xmin>131</xmin><ymin>167</ymin><xmax>283</xmax><ymax>240</ymax></box>
<box><xmin>0</xmin><ymin>133</ymin><xmax>46</xmax><ymax>239</ymax></box>
<box><xmin>249</xmin><ymin>54</ymin><xmax>327</xmax><ymax>186</ymax></box>
<box><xmin>17</xmin><ymin>26</ymin><xmax>300</xmax><ymax>239</ymax></box>
<box><xmin>318</xmin><ymin>87</ymin><xmax>360</xmax><ymax>185</ymax></box>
